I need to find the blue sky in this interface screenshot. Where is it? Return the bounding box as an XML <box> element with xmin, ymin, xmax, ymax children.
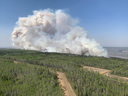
<box><xmin>0</xmin><ymin>0</ymin><xmax>128</xmax><ymax>48</ymax></box>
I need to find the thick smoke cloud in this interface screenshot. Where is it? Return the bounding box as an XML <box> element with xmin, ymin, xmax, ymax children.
<box><xmin>12</xmin><ymin>9</ymin><xmax>108</xmax><ymax>57</ymax></box>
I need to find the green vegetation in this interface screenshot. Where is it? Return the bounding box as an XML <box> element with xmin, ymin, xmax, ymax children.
<box><xmin>1</xmin><ymin>49</ymin><xmax>128</xmax><ymax>96</ymax></box>
<box><xmin>111</xmin><ymin>62</ymin><xmax>128</xmax><ymax>77</ymax></box>
<box><xmin>1</xmin><ymin>49</ymin><xmax>128</xmax><ymax>70</ymax></box>
<box><xmin>66</xmin><ymin>69</ymin><xmax>128</xmax><ymax>96</ymax></box>
<box><xmin>0</xmin><ymin>58</ymin><xmax>63</xmax><ymax>96</ymax></box>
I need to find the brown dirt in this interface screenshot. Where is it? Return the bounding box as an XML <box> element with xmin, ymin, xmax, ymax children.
<box><xmin>13</xmin><ymin>61</ymin><xmax>19</xmax><ymax>64</ymax></box>
<box><xmin>57</xmin><ymin>71</ymin><xmax>76</xmax><ymax>96</ymax></box>
<box><xmin>83</xmin><ymin>66</ymin><xmax>128</xmax><ymax>82</ymax></box>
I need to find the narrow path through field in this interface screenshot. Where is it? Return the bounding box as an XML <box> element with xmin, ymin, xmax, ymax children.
<box><xmin>83</xmin><ymin>66</ymin><xmax>128</xmax><ymax>81</ymax></box>
<box><xmin>57</xmin><ymin>71</ymin><xmax>76</xmax><ymax>96</ymax></box>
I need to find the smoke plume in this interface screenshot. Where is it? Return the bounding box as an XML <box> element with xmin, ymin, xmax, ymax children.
<box><xmin>12</xmin><ymin>9</ymin><xmax>108</xmax><ymax>57</ymax></box>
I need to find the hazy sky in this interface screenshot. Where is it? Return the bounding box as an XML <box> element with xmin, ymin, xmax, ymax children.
<box><xmin>0</xmin><ymin>0</ymin><xmax>128</xmax><ymax>48</ymax></box>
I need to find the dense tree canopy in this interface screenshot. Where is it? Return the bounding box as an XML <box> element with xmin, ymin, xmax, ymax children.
<box><xmin>0</xmin><ymin>49</ymin><xmax>128</xmax><ymax>96</ymax></box>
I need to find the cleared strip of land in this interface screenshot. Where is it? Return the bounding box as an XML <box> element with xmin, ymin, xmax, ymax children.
<box><xmin>83</xmin><ymin>66</ymin><xmax>128</xmax><ymax>81</ymax></box>
<box><xmin>57</xmin><ymin>71</ymin><xmax>76</xmax><ymax>96</ymax></box>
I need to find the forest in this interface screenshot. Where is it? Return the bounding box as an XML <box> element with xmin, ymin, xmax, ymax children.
<box><xmin>0</xmin><ymin>58</ymin><xmax>63</xmax><ymax>96</ymax></box>
<box><xmin>0</xmin><ymin>49</ymin><xmax>128</xmax><ymax>96</ymax></box>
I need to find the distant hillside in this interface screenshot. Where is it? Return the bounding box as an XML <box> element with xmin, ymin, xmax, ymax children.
<box><xmin>104</xmin><ymin>47</ymin><xmax>128</xmax><ymax>58</ymax></box>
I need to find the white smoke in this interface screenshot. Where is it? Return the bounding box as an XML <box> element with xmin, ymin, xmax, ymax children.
<box><xmin>12</xmin><ymin>9</ymin><xmax>108</xmax><ymax>57</ymax></box>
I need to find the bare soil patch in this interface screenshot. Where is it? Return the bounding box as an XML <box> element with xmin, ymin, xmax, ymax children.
<box><xmin>13</xmin><ymin>61</ymin><xmax>19</xmax><ymax>64</ymax></box>
<box><xmin>57</xmin><ymin>71</ymin><xmax>76</xmax><ymax>96</ymax></box>
<box><xmin>83</xmin><ymin>66</ymin><xmax>110</xmax><ymax>74</ymax></box>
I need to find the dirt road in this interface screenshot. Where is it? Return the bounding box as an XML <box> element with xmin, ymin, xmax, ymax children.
<box><xmin>57</xmin><ymin>71</ymin><xmax>76</xmax><ymax>96</ymax></box>
<box><xmin>14</xmin><ymin>59</ymin><xmax>128</xmax><ymax>95</ymax></box>
<box><xmin>83</xmin><ymin>66</ymin><xmax>128</xmax><ymax>81</ymax></box>
<box><xmin>83</xmin><ymin>66</ymin><xmax>110</xmax><ymax>74</ymax></box>
<box><xmin>13</xmin><ymin>60</ymin><xmax>76</xmax><ymax>96</ymax></box>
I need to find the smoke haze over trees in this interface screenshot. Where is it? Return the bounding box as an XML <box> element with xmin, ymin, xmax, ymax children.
<box><xmin>12</xmin><ymin>9</ymin><xmax>108</xmax><ymax>57</ymax></box>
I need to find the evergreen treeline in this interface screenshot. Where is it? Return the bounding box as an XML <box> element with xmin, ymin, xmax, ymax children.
<box><xmin>111</xmin><ymin>62</ymin><xmax>128</xmax><ymax>77</ymax></box>
<box><xmin>0</xmin><ymin>58</ymin><xmax>63</xmax><ymax>96</ymax></box>
<box><xmin>1</xmin><ymin>49</ymin><xmax>128</xmax><ymax>70</ymax></box>
<box><xmin>1</xmin><ymin>49</ymin><xmax>128</xmax><ymax>96</ymax></box>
